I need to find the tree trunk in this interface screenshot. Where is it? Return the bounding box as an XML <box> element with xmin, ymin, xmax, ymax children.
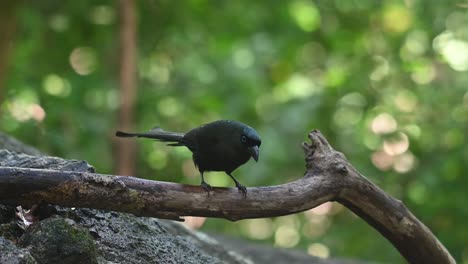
<box><xmin>115</xmin><ymin>0</ymin><xmax>138</xmax><ymax>176</ymax></box>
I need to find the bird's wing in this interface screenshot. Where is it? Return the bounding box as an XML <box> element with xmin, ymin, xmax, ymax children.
<box><xmin>183</xmin><ymin>126</ymin><xmax>221</xmax><ymax>153</ymax></box>
<box><xmin>197</xmin><ymin>133</ymin><xmax>220</xmax><ymax>148</ymax></box>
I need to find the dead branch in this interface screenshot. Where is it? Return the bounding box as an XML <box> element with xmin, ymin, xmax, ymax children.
<box><xmin>0</xmin><ymin>130</ymin><xmax>455</xmax><ymax>263</ymax></box>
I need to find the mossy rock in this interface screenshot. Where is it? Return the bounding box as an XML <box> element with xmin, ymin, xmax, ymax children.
<box><xmin>19</xmin><ymin>217</ymin><xmax>97</xmax><ymax>264</ymax></box>
<box><xmin>0</xmin><ymin>236</ymin><xmax>37</xmax><ymax>264</ymax></box>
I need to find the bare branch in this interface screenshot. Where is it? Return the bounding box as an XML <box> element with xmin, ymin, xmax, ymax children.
<box><xmin>0</xmin><ymin>130</ymin><xmax>455</xmax><ymax>263</ymax></box>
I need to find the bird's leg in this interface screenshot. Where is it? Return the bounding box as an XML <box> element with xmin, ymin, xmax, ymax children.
<box><xmin>200</xmin><ymin>172</ymin><xmax>212</xmax><ymax>192</ymax></box>
<box><xmin>227</xmin><ymin>173</ymin><xmax>247</xmax><ymax>197</ymax></box>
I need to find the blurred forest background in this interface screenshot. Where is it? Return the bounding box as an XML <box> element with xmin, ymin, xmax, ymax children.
<box><xmin>1</xmin><ymin>0</ymin><xmax>467</xmax><ymax>263</ymax></box>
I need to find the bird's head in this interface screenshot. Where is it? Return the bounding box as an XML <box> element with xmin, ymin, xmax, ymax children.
<box><xmin>240</xmin><ymin>126</ymin><xmax>261</xmax><ymax>162</ymax></box>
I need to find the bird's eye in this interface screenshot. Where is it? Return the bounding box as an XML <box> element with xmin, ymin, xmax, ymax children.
<box><xmin>240</xmin><ymin>135</ymin><xmax>247</xmax><ymax>143</ymax></box>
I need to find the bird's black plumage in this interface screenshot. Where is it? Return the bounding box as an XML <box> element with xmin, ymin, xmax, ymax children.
<box><xmin>115</xmin><ymin>120</ymin><xmax>261</xmax><ymax>195</ymax></box>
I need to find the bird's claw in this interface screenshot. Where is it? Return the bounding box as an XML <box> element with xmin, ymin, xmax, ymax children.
<box><xmin>237</xmin><ymin>184</ymin><xmax>247</xmax><ymax>197</ymax></box>
<box><xmin>200</xmin><ymin>182</ymin><xmax>213</xmax><ymax>193</ymax></box>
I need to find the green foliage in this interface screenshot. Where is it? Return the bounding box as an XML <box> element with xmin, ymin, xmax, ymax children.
<box><xmin>2</xmin><ymin>1</ymin><xmax>468</xmax><ymax>263</ymax></box>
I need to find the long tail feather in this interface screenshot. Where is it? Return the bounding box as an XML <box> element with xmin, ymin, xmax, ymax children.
<box><xmin>115</xmin><ymin>128</ymin><xmax>185</xmax><ymax>145</ymax></box>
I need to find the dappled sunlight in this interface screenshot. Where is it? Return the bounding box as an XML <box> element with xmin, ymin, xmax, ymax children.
<box><xmin>411</xmin><ymin>62</ymin><xmax>436</xmax><ymax>84</ymax></box>
<box><xmin>371</xmin><ymin>113</ymin><xmax>397</xmax><ymax>135</ymax></box>
<box><xmin>393</xmin><ymin>152</ymin><xmax>416</xmax><ymax>173</ymax></box>
<box><xmin>273</xmin><ymin>73</ymin><xmax>322</xmax><ymax>102</ymax></box>
<box><xmin>308</xmin><ymin>243</ymin><xmax>330</xmax><ymax>259</ymax></box>
<box><xmin>333</xmin><ymin>92</ymin><xmax>366</xmax><ymax>128</ymax></box>
<box><xmin>402</xmin><ymin>30</ymin><xmax>429</xmax><ymax>58</ymax></box>
<box><xmin>394</xmin><ymin>90</ymin><xmax>417</xmax><ymax>113</ymax></box>
<box><xmin>195</xmin><ymin>63</ymin><xmax>217</xmax><ymax>84</ymax></box>
<box><xmin>157</xmin><ymin>97</ymin><xmax>182</xmax><ymax>117</ymax></box>
<box><xmin>232</xmin><ymin>48</ymin><xmax>254</xmax><ymax>69</ymax></box>
<box><xmin>333</xmin><ymin>107</ymin><xmax>363</xmax><ymax>127</ymax></box>
<box><xmin>43</xmin><ymin>74</ymin><xmax>72</xmax><ymax>97</ymax></box>
<box><xmin>403</xmin><ymin>124</ymin><xmax>421</xmax><ymax>139</ymax></box>
<box><xmin>434</xmin><ymin>31</ymin><xmax>468</xmax><ymax>71</ymax></box>
<box><xmin>69</xmin><ymin>47</ymin><xmax>97</xmax><ymax>75</ymax></box>
<box><xmin>308</xmin><ymin>202</ymin><xmax>332</xmax><ymax>216</ymax></box>
<box><xmin>369</xmin><ymin>56</ymin><xmax>389</xmax><ymax>81</ymax></box>
<box><xmin>302</xmin><ymin>219</ymin><xmax>329</xmax><ymax>239</ymax></box>
<box><xmin>240</xmin><ymin>218</ymin><xmax>274</xmax><ymax>240</ymax></box>
<box><xmin>9</xmin><ymin>102</ymin><xmax>46</xmax><ymax>123</ymax></box>
<box><xmin>83</xmin><ymin>89</ymin><xmax>119</xmax><ymax>110</ymax></box>
<box><xmin>139</xmin><ymin>53</ymin><xmax>172</xmax><ymax>84</ymax></box>
<box><xmin>371</xmin><ymin>150</ymin><xmax>394</xmax><ymax>171</ymax></box>
<box><xmin>371</xmin><ymin>133</ymin><xmax>414</xmax><ymax>173</ymax></box>
<box><xmin>146</xmin><ymin>147</ymin><xmax>168</xmax><ymax>170</ymax></box>
<box><xmin>6</xmin><ymin>89</ymin><xmax>46</xmax><ymax>123</ymax></box>
<box><xmin>289</xmin><ymin>0</ymin><xmax>320</xmax><ymax>32</ymax></box>
<box><xmin>275</xmin><ymin>225</ymin><xmax>300</xmax><ymax>248</ymax></box>
<box><xmin>382</xmin><ymin>4</ymin><xmax>412</xmax><ymax>33</ymax></box>
<box><xmin>182</xmin><ymin>216</ymin><xmax>206</xmax><ymax>230</ymax></box>
<box><xmin>302</xmin><ymin>203</ymin><xmax>336</xmax><ymax>239</ymax></box>
<box><xmin>48</xmin><ymin>14</ymin><xmax>69</xmax><ymax>32</ymax></box>
<box><xmin>383</xmin><ymin>132</ymin><xmax>409</xmax><ymax>156</ymax></box>
<box><xmin>90</xmin><ymin>5</ymin><xmax>115</xmax><ymax>25</ymax></box>
<box><xmin>3</xmin><ymin>1</ymin><xmax>467</xmax><ymax>262</ymax></box>
<box><xmin>407</xmin><ymin>181</ymin><xmax>427</xmax><ymax>205</ymax></box>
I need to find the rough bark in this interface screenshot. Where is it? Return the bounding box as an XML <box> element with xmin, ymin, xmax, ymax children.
<box><xmin>0</xmin><ymin>130</ymin><xmax>455</xmax><ymax>263</ymax></box>
<box><xmin>115</xmin><ymin>0</ymin><xmax>138</xmax><ymax>176</ymax></box>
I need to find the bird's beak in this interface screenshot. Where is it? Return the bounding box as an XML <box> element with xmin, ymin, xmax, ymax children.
<box><xmin>248</xmin><ymin>146</ymin><xmax>259</xmax><ymax>162</ymax></box>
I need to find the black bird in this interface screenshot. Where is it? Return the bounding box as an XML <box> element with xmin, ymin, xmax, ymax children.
<box><xmin>115</xmin><ymin>120</ymin><xmax>261</xmax><ymax>196</ymax></box>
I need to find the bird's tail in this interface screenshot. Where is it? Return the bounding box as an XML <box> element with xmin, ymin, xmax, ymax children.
<box><xmin>115</xmin><ymin>127</ymin><xmax>185</xmax><ymax>146</ymax></box>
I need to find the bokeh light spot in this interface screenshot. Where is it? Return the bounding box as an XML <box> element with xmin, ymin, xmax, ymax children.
<box><xmin>289</xmin><ymin>0</ymin><xmax>321</xmax><ymax>32</ymax></box>
<box><xmin>408</xmin><ymin>182</ymin><xmax>427</xmax><ymax>205</ymax></box>
<box><xmin>69</xmin><ymin>47</ymin><xmax>98</xmax><ymax>75</ymax></box>
<box><xmin>371</xmin><ymin>150</ymin><xmax>394</xmax><ymax>171</ymax></box>
<box><xmin>434</xmin><ymin>31</ymin><xmax>468</xmax><ymax>71</ymax></box>
<box><xmin>274</xmin><ymin>225</ymin><xmax>300</xmax><ymax>248</ymax></box>
<box><xmin>43</xmin><ymin>74</ymin><xmax>72</xmax><ymax>97</ymax></box>
<box><xmin>393</xmin><ymin>152</ymin><xmax>416</xmax><ymax>173</ymax></box>
<box><xmin>306</xmin><ymin>202</ymin><xmax>332</xmax><ymax>216</ymax></box>
<box><xmin>147</xmin><ymin>147</ymin><xmax>168</xmax><ymax>170</ymax></box>
<box><xmin>273</xmin><ymin>74</ymin><xmax>322</xmax><ymax>102</ymax></box>
<box><xmin>232</xmin><ymin>48</ymin><xmax>254</xmax><ymax>69</ymax></box>
<box><xmin>404</xmin><ymin>124</ymin><xmax>421</xmax><ymax>139</ymax></box>
<box><xmin>241</xmin><ymin>219</ymin><xmax>274</xmax><ymax>240</ymax></box>
<box><xmin>157</xmin><ymin>97</ymin><xmax>181</xmax><ymax>117</ymax></box>
<box><xmin>404</xmin><ymin>30</ymin><xmax>428</xmax><ymax>56</ymax></box>
<box><xmin>382</xmin><ymin>4</ymin><xmax>412</xmax><ymax>33</ymax></box>
<box><xmin>394</xmin><ymin>90</ymin><xmax>417</xmax><ymax>112</ymax></box>
<box><xmin>339</xmin><ymin>92</ymin><xmax>367</xmax><ymax>107</ymax></box>
<box><xmin>90</xmin><ymin>5</ymin><xmax>115</xmax><ymax>25</ymax></box>
<box><xmin>383</xmin><ymin>132</ymin><xmax>409</xmax><ymax>156</ymax></box>
<box><xmin>7</xmin><ymin>90</ymin><xmax>46</xmax><ymax>123</ymax></box>
<box><xmin>333</xmin><ymin>107</ymin><xmax>363</xmax><ymax>127</ymax></box>
<box><xmin>371</xmin><ymin>113</ymin><xmax>397</xmax><ymax>134</ymax></box>
<box><xmin>182</xmin><ymin>216</ymin><xmax>206</xmax><ymax>230</ymax></box>
<box><xmin>308</xmin><ymin>243</ymin><xmax>330</xmax><ymax>258</ymax></box>
<box><xmin>48</xmin><ymin>14</ymin><xmax>69</xmax><ymax>32</ymax></box>
<box><xmin>411</xmin><ymin>62</ymin><xmax>436</xmax><ymax>84</ymax></box>
<box><xmin>196</xmin><ymin>64</ymin><xmax>217</xmax><ymax>84</ymax></box>
<box><xmin>370</xmin><ymin>56</ymin><xmax>389</xmax><ymax>81</ymax></box>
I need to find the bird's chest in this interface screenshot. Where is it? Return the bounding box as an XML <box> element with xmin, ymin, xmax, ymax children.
<box><xmin>193</xmin><ymin>145</ymin><xmax>250</xmax><ymax>173</ymax></box>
